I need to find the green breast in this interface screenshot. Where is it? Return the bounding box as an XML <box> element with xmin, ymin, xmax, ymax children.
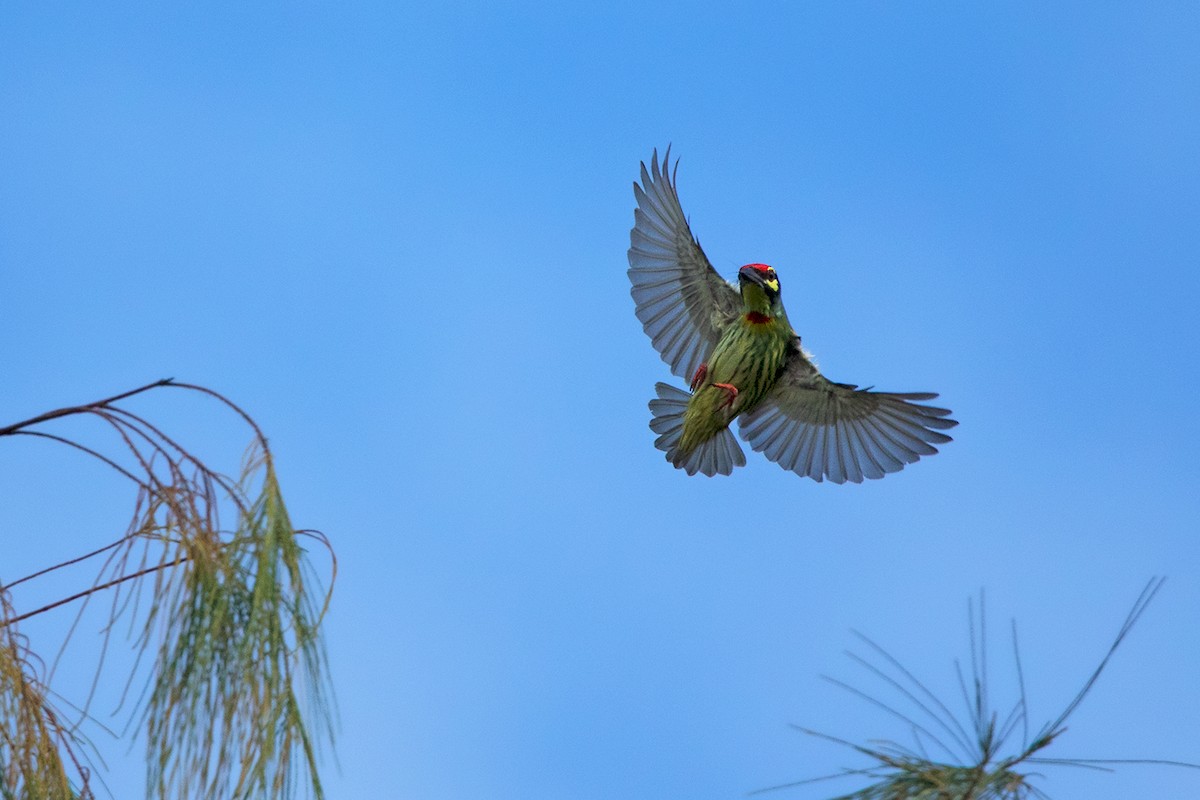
<box><xmin>675</xmin><ymin>316</ymin><xmax>791</xmax><ymax>455</ymax></box>
<box><xmin>705</xmin><ymin>316</ymin><xmax>791</xmax><ymax>411</ymax></box>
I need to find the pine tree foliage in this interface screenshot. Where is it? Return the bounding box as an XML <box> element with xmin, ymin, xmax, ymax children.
<box><xmin>0</xmin><ymin>380</ymin><xmax>336</xmax><ymax>800</ymax></box>
<box><xmin>0</xmin><ymin>591</ymin><xmax>86</xmax><ymax>800</ymax></box>
<box><xmin>756</xmin><ymin>579</ymin><xmax>1197</xmax><ymax>799</ymax></box>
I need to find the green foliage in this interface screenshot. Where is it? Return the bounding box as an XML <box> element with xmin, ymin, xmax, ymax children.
<box><xmin>0</xmin><ymin>380</ymin><xmax>335</xmax><ymax>800</ymax></box>
<box><xmin>140</xmin><ymin>448</ymin><xmax>333</xmax><ymax>800</ymax></box>
<box><xmin>758</xmin><ymin>579</ymin><xmax>1196</xmax><ymax>800</ymax></box>
<box><xmin>0</xmin><ymin>592</ymin><xmax>85</xmax><ymax>800</ymax></box>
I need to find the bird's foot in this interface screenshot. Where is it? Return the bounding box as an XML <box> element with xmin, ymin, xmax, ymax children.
<box><xmin>690</xmin><ymin>363</ymin><xmax>708</xmax><ymax>392</ymax></box>
<box><xmin>713</xmin><ymin>382</ymin><xmax>739</xmax><ymax>410</ymax></box>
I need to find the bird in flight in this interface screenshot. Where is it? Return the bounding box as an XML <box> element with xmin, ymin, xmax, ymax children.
<box><xmin>627</xmin><ymin>148</ymin><xmax>957</xmax><ymax>481</ymax></box>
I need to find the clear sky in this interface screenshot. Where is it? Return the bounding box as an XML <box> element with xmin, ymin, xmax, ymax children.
<box><xmin>2</xmin><ymin>3</ymin><xmax>1198</xmax><ymax>798</ymax></box>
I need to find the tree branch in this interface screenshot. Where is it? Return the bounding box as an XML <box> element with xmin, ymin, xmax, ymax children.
<box><xmin>2</xmin><ymin>537</ymin><xmax>129</xmax><ymax>592</ymax></box>
<box><xmin>0</xmin><ymin>378</ymin><xmax>175</xmax><ymax>437</ymax></box>
<box><xmin>1</xmin><ymin>557</ymin><xmax>189</xmax><ymax>629</ymax></box>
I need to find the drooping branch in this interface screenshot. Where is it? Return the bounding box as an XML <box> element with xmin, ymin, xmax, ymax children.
<box><xmin>2</xmin><ymin>557</ymin><xmax>189</xmax><ymax>629</ymax></box>
<box><xmin>3</xmin><ymin>537</ymin><xmax>130</xmax><ymax>593</ymax></box>
<box><xmin>0</xmin><ymin>379</ymin><xmax>336</xmax><ymax>800</ymax></box>
<box><xmin>0</xmin><ymin>378</ymin><xmax>175</xmax><ymax>438</ymax></box>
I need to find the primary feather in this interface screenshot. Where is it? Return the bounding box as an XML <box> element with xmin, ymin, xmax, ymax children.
<box><xmin>627</xmin><ymin>146</ymin><xmax>740</xmax><ymax>383</ymax></box>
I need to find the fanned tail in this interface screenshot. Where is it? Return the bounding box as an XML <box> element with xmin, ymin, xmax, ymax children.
<box><xmin>647</xmin><ymin>382</ymin><xmax>745</xmax><ymax>477</ymax></box>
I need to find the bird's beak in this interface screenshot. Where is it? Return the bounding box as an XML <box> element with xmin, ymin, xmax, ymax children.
<box><xmin>738</xmin><ymin>266</ymin><xmax>766</xmax><ymax>286</ymax></box>
<box><xmin>739</xmin><ymin>266</ymin><xmax>779</xmax><ymax>294</ymax></box>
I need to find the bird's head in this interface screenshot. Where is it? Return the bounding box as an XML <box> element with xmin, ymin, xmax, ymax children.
<box><xmin>737</xmin><ymin>263</ymin><xmax>782</xmax><ymax>316</ymax></box>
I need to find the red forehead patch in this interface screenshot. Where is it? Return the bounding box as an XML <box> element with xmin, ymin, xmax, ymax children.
<box><xmin>742</xmin><ymin>263</ymin><xmax>773</xmax><ymax>273</ymax></box>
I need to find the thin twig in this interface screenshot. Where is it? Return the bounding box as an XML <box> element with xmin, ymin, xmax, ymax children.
<box><xmin>1</xmin><ymin>557</ymin><xmax>189</xmax><ymax>629</ymax></box>
<box><xmin>0</xmin><ymin>378</ymin><xmax>174</xmax><ymax>437</ymax></box>
<box><xmin>2</xmin><ymin>537</ymin><xmax>129</xmax><ymax>591</ymax></box>
<box><xmin>7</xmin><ymin>430</ymin><xmax>150</xmax><ymax>489</ymax></box>
<box><xmin>167</xmin><ymin>381</ymin><xmax>267</xmax><ymax>447</ymax></box>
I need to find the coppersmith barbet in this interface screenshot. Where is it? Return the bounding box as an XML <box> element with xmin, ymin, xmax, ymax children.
<box><xmin>627</xmin><ymin>148</ymin><xmax>957</xmax><ymax>481</ymax></box>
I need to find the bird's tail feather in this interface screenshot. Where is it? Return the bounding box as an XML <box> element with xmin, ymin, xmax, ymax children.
<box><xmin>648</xmin><ymin>382</ymin><xmax>745</xmax><ymax>477</ymax></box>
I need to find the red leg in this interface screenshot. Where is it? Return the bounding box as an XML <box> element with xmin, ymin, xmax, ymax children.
<box><xmin>690</xmin><ymin>363</ymin><xmax>708</xmax><ymax>392</ymax></box>
<box><xmin>713</xmin><ymin>382</ymin><xmax>739</xmax><ymax>409</ymax></box>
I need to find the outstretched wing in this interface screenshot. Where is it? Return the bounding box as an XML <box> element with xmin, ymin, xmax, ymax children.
<box><xmin>627</xmin><ymin>147</ymin><xmax>741</xmax><ymax>382</ymax></box>
<box><xmin>738</xmin><ymin>342</ymin><xmax>958</xmax><ymax>483</ymax></box>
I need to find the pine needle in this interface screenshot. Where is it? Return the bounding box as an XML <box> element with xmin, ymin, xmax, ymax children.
<box><xmin>759</xmin><ymin>579</ymin><xmax>1198</xmax><ymax>799</ymax></box>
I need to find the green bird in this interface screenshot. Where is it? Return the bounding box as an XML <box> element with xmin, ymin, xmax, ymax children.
<box><xmin>628</xmin><ymin>148</ymin><xmax>958</xmax><ymax>481</ymax></box>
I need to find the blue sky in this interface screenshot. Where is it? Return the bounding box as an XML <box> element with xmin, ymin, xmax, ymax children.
<box><xmin>2</xmin><ymin>3</ymin><xmax>1198</xmax><ymax>798</ymax></box>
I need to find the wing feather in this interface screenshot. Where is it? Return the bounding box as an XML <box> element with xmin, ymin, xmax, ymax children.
<box><xmin>628</xmin><ymin>147</ymin><xmax>741</xmax><ymax>381</ymax></box>
<box><xmin>738</xmin><ymin>343</ymin><xmax>958</xmax><ymax>483</ymax></box>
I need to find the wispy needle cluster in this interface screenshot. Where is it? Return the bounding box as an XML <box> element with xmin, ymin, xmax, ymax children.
<box><xmin>755</xmin><ymin>579</ymin><xmax>1195</xmax><ymax>799</ymax></box>
<box><xmin>0</xmin><ymin>379</ymin><xmax>336</xmax><ymax>800</ymax></box>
